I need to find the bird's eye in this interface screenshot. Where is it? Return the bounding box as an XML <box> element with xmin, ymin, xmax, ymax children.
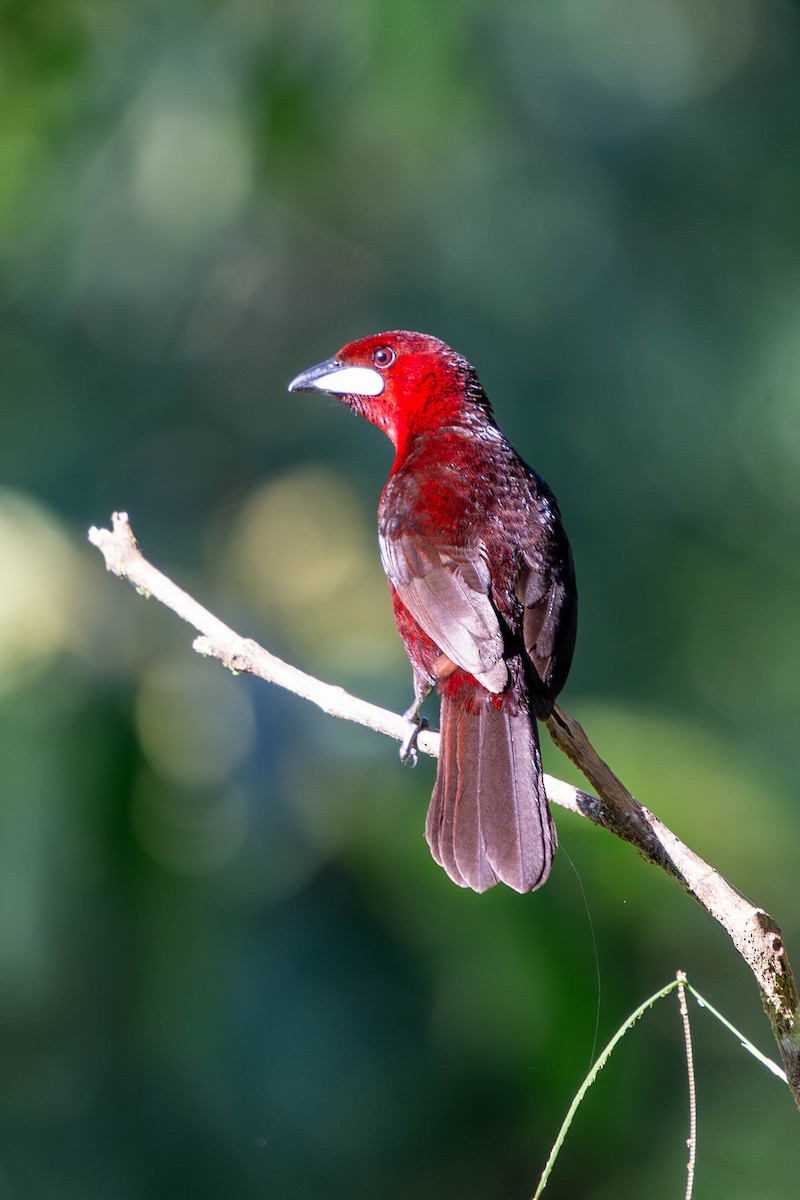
<box><xmin>372</xmin><ymin>346</ymin><xmax>396</xmax><ymax>369</ymax></box>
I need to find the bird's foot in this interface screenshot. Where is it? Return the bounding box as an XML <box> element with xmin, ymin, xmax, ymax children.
<box><xmin>399</xmin><ymin>713</ymin><xmax>428</xmax><ymax>768</ymax></box>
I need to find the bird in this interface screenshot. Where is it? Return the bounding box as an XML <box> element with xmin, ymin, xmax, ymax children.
<box><xmin>289</xmin><ymin>331</ymin><xmax>577</xmax><ymax>893</ymax></box>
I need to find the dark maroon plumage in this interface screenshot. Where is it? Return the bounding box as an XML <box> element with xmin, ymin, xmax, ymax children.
<box><xmin>289</xmin><ymin>331</ymin><xmax>577</xmax><ymax>892</ymax></box>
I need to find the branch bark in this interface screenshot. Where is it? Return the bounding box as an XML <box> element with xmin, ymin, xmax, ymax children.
<box><xmin>88</xmin><ymin>512</ymin><xmax>800</xmax><ymax>1107</ymax></box>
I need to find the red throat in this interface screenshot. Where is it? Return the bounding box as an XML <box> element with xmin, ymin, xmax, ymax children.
<box><xmin>335</xmin><ymin>331</ymin><xmax>471</xmax><ymax>459</ymax></box>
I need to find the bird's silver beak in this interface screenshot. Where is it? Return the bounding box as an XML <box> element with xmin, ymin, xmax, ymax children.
<box><xmin>288</xmin><ymin>357</ymin><xmax>384</xmax><ymax>397</ymax></box>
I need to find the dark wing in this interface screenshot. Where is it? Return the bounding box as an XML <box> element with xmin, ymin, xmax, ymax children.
<box><xmin>379</xmin><ymin>533</ymin><xmax>508</xmax><ymax>694</ymax></box>
<box><xmin>514</xmin><ymin>506</ymin><xmax>577</xmax><ymax>707</ymax></box>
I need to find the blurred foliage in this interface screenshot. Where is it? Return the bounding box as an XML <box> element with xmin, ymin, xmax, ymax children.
<box><xmin>1</xmin><ymin>0</ymin><xmax>800</xmax><ymax>1195</ymax></box>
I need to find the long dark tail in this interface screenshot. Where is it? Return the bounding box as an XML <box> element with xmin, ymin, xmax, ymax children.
<box><xmin>425</xmin><ymin>695</ymin><xmax>556</xmax><ymax>893</ymax></box>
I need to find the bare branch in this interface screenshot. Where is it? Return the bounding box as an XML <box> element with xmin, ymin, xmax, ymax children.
<box><xmin>544</xmin><ymin>706</ymin><xmax>800</xmax><ymax>1104</ymax></box>
<box><xmin>88</xmin><ymin>512</ymin><xmax>800</xmax><ymax>1107</ymax></box>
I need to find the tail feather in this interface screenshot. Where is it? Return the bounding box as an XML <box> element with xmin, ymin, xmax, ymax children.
<box><xmin>427</xmin><ymin>712</ymin><xmax>467</xmax><ymax>888</ymax></box>
<box><xmin>425</xmin><ymin>694</ymin><xmax>556</xmax><ymax>893</ymax></box>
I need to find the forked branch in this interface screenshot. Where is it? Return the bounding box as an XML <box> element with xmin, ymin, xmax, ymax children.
<box><xmin>88</xmin><ymin>512</ymin><xmax>800</xmax><ymax>1107</ymax></box>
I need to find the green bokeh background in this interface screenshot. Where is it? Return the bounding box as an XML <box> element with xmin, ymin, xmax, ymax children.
<box><xmin>2</xmin><ymin>1</ymin><xmax>799</xmax><ymax>1196</ymax></box>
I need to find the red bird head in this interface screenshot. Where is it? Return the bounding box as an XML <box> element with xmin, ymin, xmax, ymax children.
<box><xmin>289</xmin><ymin>331</ymin><xmax>493</xmax><ymax>451</ymax></box>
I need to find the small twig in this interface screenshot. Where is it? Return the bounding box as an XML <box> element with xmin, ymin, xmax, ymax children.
<box><xmin>676</xmin><ymin>972</ymin><xmax>697</xmax><ymax>1200</ymax></box>
<box><xmin>533</xmin><ymin>972</ymin><xmax>781</xmax><ymax>1197</ymax></box>
<box><xmin>88</xmin><ymin>512</ymin><xmax>800</xmax><ymax>1108</ymax></box>
<box><xmin>685</xmin><ymin>983</ymin><xmax>788</xmax><ymax>1080</ymax></box>
<box><xmin>533</xmin><ymin>976</ymin><xmax>683</xmax><ymax>1198</ymax></box>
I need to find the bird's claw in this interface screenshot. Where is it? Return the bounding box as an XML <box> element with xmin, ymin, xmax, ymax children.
<box><xmin>399</xmin><ymin>715</ymin><xmax>428</xmax><ymax>767</ymax></box>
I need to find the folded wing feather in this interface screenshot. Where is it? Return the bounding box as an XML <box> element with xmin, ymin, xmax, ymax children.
<box><xmin>380</xmin><ymin>535</ymin><xmax>508</xmax><ymax>693</ymax></box>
